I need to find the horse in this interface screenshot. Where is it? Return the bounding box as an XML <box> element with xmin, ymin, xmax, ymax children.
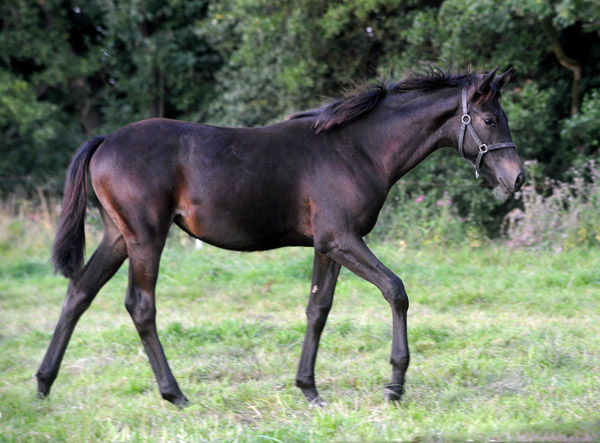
<box><xmin>36</xmin><ymin>66</ymin><xmax>525</xmax><ymax>407</ymax></box>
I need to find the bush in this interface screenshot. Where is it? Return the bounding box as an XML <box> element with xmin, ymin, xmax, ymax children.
<box><xmin>371</xmin><ymin>185</ymin><xmax>484</xmax><ymax>249</ymax></box>
<box><xmin>561</xmin><ymin>89</ymin><xmax>600</xmax><ymax>156</ymax></box>
<box><xmin>503</xmin><ymin>160</ymin><xmax>600</xmax><ymax>251</ymax></box>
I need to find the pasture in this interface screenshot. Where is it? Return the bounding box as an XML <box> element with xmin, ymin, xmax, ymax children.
<box><xmin>1</xmin><ymin>223</ymin><xmax>599</xmax><ymax>442</ymax></box>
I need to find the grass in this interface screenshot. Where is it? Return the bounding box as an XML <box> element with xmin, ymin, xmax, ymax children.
<box><xmin>1</xmin><ymin>226</ymin><xmax>600</xmax><ymax>441</ymax></box>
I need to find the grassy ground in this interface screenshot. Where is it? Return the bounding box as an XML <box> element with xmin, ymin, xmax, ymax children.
<box><xmin>1</xmin><ymin>230</ymin><xmax>599</xmax><ymax>441</ymax></box>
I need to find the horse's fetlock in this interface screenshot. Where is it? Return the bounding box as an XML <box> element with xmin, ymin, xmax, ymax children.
<box><xmin>35</xmin><ymin>369</ymin><xmax>48</xmax><ymax>382</ymax></box>
<box><xmin>390</xmin><ymin>355</ymin><xmax>410</xmax><ymax>370</ymax></box>
<box><xmin>296</xmin><ymin>376</ymin><xmax>315</xmax><ymax>390</ymax></box>
<box><xmin>384</xmin><ymin>383</ymin><xmax>405</xmax><ymax>402</ymax></box>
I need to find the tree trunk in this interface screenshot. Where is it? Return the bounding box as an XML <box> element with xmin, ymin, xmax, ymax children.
<box><xmin>541</xmin><ymin>18</ymin><xmax>582</xmax><ymax>116</ymax></box>
<box><xmin>139</xmin><ymin>15</ymin><xmax>164</xmax><ymax>119</ymax></box>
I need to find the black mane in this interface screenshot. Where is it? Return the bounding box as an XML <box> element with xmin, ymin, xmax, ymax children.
<box><xmin>287</xmin><ymin>65</ymin><xmax>479</xmax><ymax>134</ymax></box>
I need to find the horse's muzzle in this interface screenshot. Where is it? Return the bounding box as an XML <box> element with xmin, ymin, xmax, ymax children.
<box><xmin>497</xmin><ymin>166</ymin><xmax>526</xmax><ymax>194</ymax></box>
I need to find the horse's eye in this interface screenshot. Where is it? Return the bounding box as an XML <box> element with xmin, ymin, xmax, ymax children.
<box><xmin>484</xmin><ymin>117</ymin><xmax>495</xmax><ymax>127</ymax></box>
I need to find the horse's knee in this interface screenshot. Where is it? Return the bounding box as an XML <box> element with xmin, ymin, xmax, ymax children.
<box><xmin>382</xmin><ymin>276</ymin><xmax>409</xmax><ymax>312</ymax></box>
<box><xmin>306</xmin><ymin>303</ymin><xmax>331</xmax><ymax>331</ymax></box>
<box><xmin>125</xmin><ymin>289</ymin><xmax>156</xmax><ymax>330</ymax></box>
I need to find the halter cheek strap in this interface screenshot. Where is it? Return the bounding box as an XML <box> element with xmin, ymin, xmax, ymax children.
<box><xmin>458</xmin><ymin>88</ymin><xmax>517</xmax><ymax>179</ymax></box>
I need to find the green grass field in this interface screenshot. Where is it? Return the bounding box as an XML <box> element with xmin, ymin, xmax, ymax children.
<box><xmin>1</xmin><ymin>232</ymin><xmax>599</xmax><ymax>441</ymax></box>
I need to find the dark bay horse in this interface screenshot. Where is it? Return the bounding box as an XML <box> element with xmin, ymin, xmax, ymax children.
<box><xmin>37</xmin><ymin>67</ymin><xmax>525</xmax><ymax>407</ymax></box>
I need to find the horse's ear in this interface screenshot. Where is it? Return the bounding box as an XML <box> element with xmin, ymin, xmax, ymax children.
<box><xmin>476</xmin><ymin>67</ymin><xmax>498</xmax><ymax>96</ymax></box>
<box><xmin>494</xmin><ymin>68</ymin><xmax>512</xmax><ymax>91</ymax></box>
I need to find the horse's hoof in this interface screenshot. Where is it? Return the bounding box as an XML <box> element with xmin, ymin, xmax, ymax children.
<box><xmin>36</xmin><ymin>379</ymin><xmax>51</xmax><ymax>400</ymax></box>
<box><xmin>299</xmin><ymin>386</ymin><xmax>327</xmax><ymax>408</ymax></box>
<box><xmin>308</xmin><ymin>396</ymin><xmax>327</xmax><ymax>408</ymax></box>
<box><xmin>384</xmin><ymin>384</ymin><xmax>404</xmax><ymax>402</ymax></box>
<box><xmin>162</xmin><ymin>392</ymin><xmax>190</xmax><ymax>408</ymax></box>
<box><xmin>173</xmin><ymin>395</ymin><xmax>190</xmax><ymax>409</ymax></box>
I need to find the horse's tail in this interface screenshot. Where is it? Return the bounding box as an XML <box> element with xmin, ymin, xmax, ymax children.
<box><xmin>52</xmin><ymin>135</ymin><xmax>105</xmax><ymax>278</ymax></box>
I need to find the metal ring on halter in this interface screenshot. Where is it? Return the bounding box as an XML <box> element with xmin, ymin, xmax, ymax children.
<box><xmin>478</xmin><ymin>144</ymin><xmax>488</xmax><ymax>153</ymax></box>
<box><xmin>461</xmin><ymin>114</ymin><xmax>471</xmax><ymax>125</ymax></box>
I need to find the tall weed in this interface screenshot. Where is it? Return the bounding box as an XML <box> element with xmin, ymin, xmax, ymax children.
<box><xmin>0</xmin><ymin>188</ymin><xmax>58</xmax><ymax>254</ymax></box>
<box><xmin>503</xmin><ymin>160</ymin><xmax>600</xmax><ymax>251</ymax></box>
<box><xmin>0</xmin><ymin>187</ymin><xmax>108</xmax><ymax>255</ymax></box>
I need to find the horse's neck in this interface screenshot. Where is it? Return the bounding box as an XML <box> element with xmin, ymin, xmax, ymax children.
<box><xmin>351</xmin><ymin>89</ymin><xmax>458</xmax><ymax>190</ymax></box>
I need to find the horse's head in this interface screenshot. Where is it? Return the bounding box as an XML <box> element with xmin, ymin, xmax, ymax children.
<box><xmin>456</xmin><ymin>68</ymin><xmax>525</xmax><ymax>201</ymax></box>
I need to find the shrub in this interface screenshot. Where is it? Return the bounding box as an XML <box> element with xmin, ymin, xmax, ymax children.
<box><xmin>503</xmin><ymin>160</ymin><xmax>600</xmax><ymax>251</ymax></box>
<box><xmin>371</xmin><ymin>185</ymin><xmax>483</xmax><ymax>249</ymax></box>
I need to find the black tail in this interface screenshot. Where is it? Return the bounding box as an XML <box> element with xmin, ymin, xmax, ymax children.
<box><xmin>52</xmin><ymin>136</ymin><xmax>105</xmax><ymax>278</ymax></box>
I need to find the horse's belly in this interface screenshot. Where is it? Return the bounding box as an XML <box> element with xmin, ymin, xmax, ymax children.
<box><xmin>174</xmin><ymin>203</ymin><xmax>312</xmax><ymax>251</ymax></box>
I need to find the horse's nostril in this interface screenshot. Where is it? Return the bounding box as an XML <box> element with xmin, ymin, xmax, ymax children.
<box><xmin>514</xmin><ymin>172</ymin><xmax>525</xmax><ymax>191</ymax></box>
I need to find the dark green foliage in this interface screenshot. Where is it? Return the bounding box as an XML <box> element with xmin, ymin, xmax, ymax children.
<box><xmin>1</xmin><ymin>0</ymin><xmax>599</xmax><ymax>233</ymax></box>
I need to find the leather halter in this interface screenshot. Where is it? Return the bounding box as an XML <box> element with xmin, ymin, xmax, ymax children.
<box><xmin>458</xmin><ymin>88</ymin><xmax>517</xmax><ymax>179</ymax></box>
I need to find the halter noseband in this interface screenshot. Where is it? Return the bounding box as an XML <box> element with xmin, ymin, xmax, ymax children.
<box><xmin>458</xmin><ymin>88</ymin><xmax>517</xmax><ymax>179</ymax></box>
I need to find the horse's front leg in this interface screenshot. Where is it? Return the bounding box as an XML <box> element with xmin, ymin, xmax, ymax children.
<box><xmin>296</xmin><ymin>251</ymin><xmax>341</xmax><ymax>406</ymax></box>
<box><xmin>319</xmin><ymin>234</ymin><xmax>409</xmax><ymax>402</ymax></box>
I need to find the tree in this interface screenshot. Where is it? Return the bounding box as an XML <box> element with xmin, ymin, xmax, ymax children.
<box><xmin>0</xmin><ymin>0</ymin><xmax>101</xmax><ymax>177</ymax></box>
<box><xmin>0</xmin><ymin>0</ymin><xmax>221</xmax><ymax>177</ymax></box>
<box><xmin>98</xmin><ymin>0</ymin><xmax>221</xmax><ymax>127</ymax></box>
<box><xmin>1</xmin><ymin>0</ymin><xmax>598</xmax><ymax>236</ymax></box>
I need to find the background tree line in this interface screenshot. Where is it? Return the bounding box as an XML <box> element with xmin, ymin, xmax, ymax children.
<box><xmin>1</xmin><ymin>0</ymin><xmax>599</xmax><ymax>233</ymax></box>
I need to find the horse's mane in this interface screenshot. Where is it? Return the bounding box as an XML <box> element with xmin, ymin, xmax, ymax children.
<box><xmin>287</xmin><ymin>64</ymin><xmax>480</xmax><ymax>134</ymax></box>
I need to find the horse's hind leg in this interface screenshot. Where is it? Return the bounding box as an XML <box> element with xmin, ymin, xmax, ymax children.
<box><xmin>296</xmin><ymin>251</ymin><xmax>341</xmax><ymax>406</ymax></box>
<box><xmin>37</xmin><ymin>209</ymin><xmax>127</xmax><ymax>398</ymax></box>
<box><xmin>124</xmin><ymin>235</ymin><xmax>188</xmax><ymax>407</ymax></box>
